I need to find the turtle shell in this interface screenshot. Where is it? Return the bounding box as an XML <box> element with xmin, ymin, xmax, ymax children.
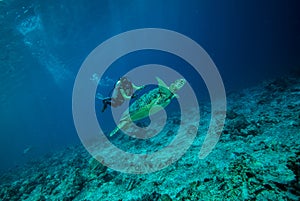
<box><xmin>128</xmin><ymin>87</ymin><xmax>174</xmax><ymax>121</ymax></box>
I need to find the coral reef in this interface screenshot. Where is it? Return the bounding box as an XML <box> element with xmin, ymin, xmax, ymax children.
<box><xmin>0</xmin><ymin>75</ymin><xmax>299</xmax><ymax>200</ymax></box>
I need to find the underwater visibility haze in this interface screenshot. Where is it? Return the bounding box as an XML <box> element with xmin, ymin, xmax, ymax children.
<box><xmin>0</xmin><ymin>0</ymin><xmax>300</xmax><ymax>200</ymax></box>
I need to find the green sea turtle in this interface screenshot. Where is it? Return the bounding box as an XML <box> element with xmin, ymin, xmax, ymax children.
<box><xmin>109</xmin><ymin>77</ymin><xmax>186</xmax><ymax>136</ymax></box>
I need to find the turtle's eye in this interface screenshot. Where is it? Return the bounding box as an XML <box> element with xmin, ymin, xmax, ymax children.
<box><xmin>178</xmin><ymin>79</ymin><xmax>185</xmax><ymax>87</ymax></box>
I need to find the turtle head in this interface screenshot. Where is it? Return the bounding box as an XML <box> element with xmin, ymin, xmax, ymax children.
<box><xmin>170</xmin><ymin>78</ymin><xmax>186</xmax><ymax>93</ymax></box>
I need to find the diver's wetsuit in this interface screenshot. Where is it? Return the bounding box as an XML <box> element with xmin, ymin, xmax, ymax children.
<box><xmin>101</xmin><ymin>78</ymin><xmax>134</xmax><ymax>112</ymax></box>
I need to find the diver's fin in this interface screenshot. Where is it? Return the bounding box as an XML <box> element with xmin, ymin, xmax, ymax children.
<box><xmin>96</xmin><ymin>93</ymin><xmax>105</xmax><ymax>100</ymax></box>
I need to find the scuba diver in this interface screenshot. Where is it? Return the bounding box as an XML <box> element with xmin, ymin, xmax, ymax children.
<box><xmin>101</xmin><ymin>77</ymin><xmax>144</xmax><ymax>112</ymax></box>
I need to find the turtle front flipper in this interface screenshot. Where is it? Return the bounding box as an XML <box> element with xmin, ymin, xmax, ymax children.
<box><xmin>109</xmin><ymin>127</ymin><xmax>120</xmax><ymax>137</ymax></box>
<box><xmin>156</xmin><ymin>77</ymin><xmax>169</xmax><ymax>94</ymax></box>
<box><xmin>109</xmin><ymin>119</ymin><xmax>129</xmax><ymax>136</ymax></box>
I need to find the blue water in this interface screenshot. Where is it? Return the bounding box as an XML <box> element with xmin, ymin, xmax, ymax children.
<box><xmin>0</xmin><ymin>0</ymin><xmax>299</xmax><ymax>173</ymax></box>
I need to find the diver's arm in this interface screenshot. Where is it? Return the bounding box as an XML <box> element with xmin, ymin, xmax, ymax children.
<box><xmin>132</xmin><ymin>83</ymin><xmax>144</xmax><ymax>90</ymax></box>
<box><xmin>120</xmin><ymin>89</ymin><xmax>132</xmax><ymax>99</ymax></box>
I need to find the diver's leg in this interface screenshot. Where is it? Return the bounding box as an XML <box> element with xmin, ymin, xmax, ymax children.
<box><xmin>101</xmin><ymin>103</ymin><xmax>108</xmax><ymax>112</ymax></box>
<box><xmin>101</xmin><ymin>98</ymin><xmax>112</xmax><ymax>112</ymax></box>
<box><xmin>111</xmin><ymin>98</ymin><xmax>124</xmax><ymax>107</ymax></box>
